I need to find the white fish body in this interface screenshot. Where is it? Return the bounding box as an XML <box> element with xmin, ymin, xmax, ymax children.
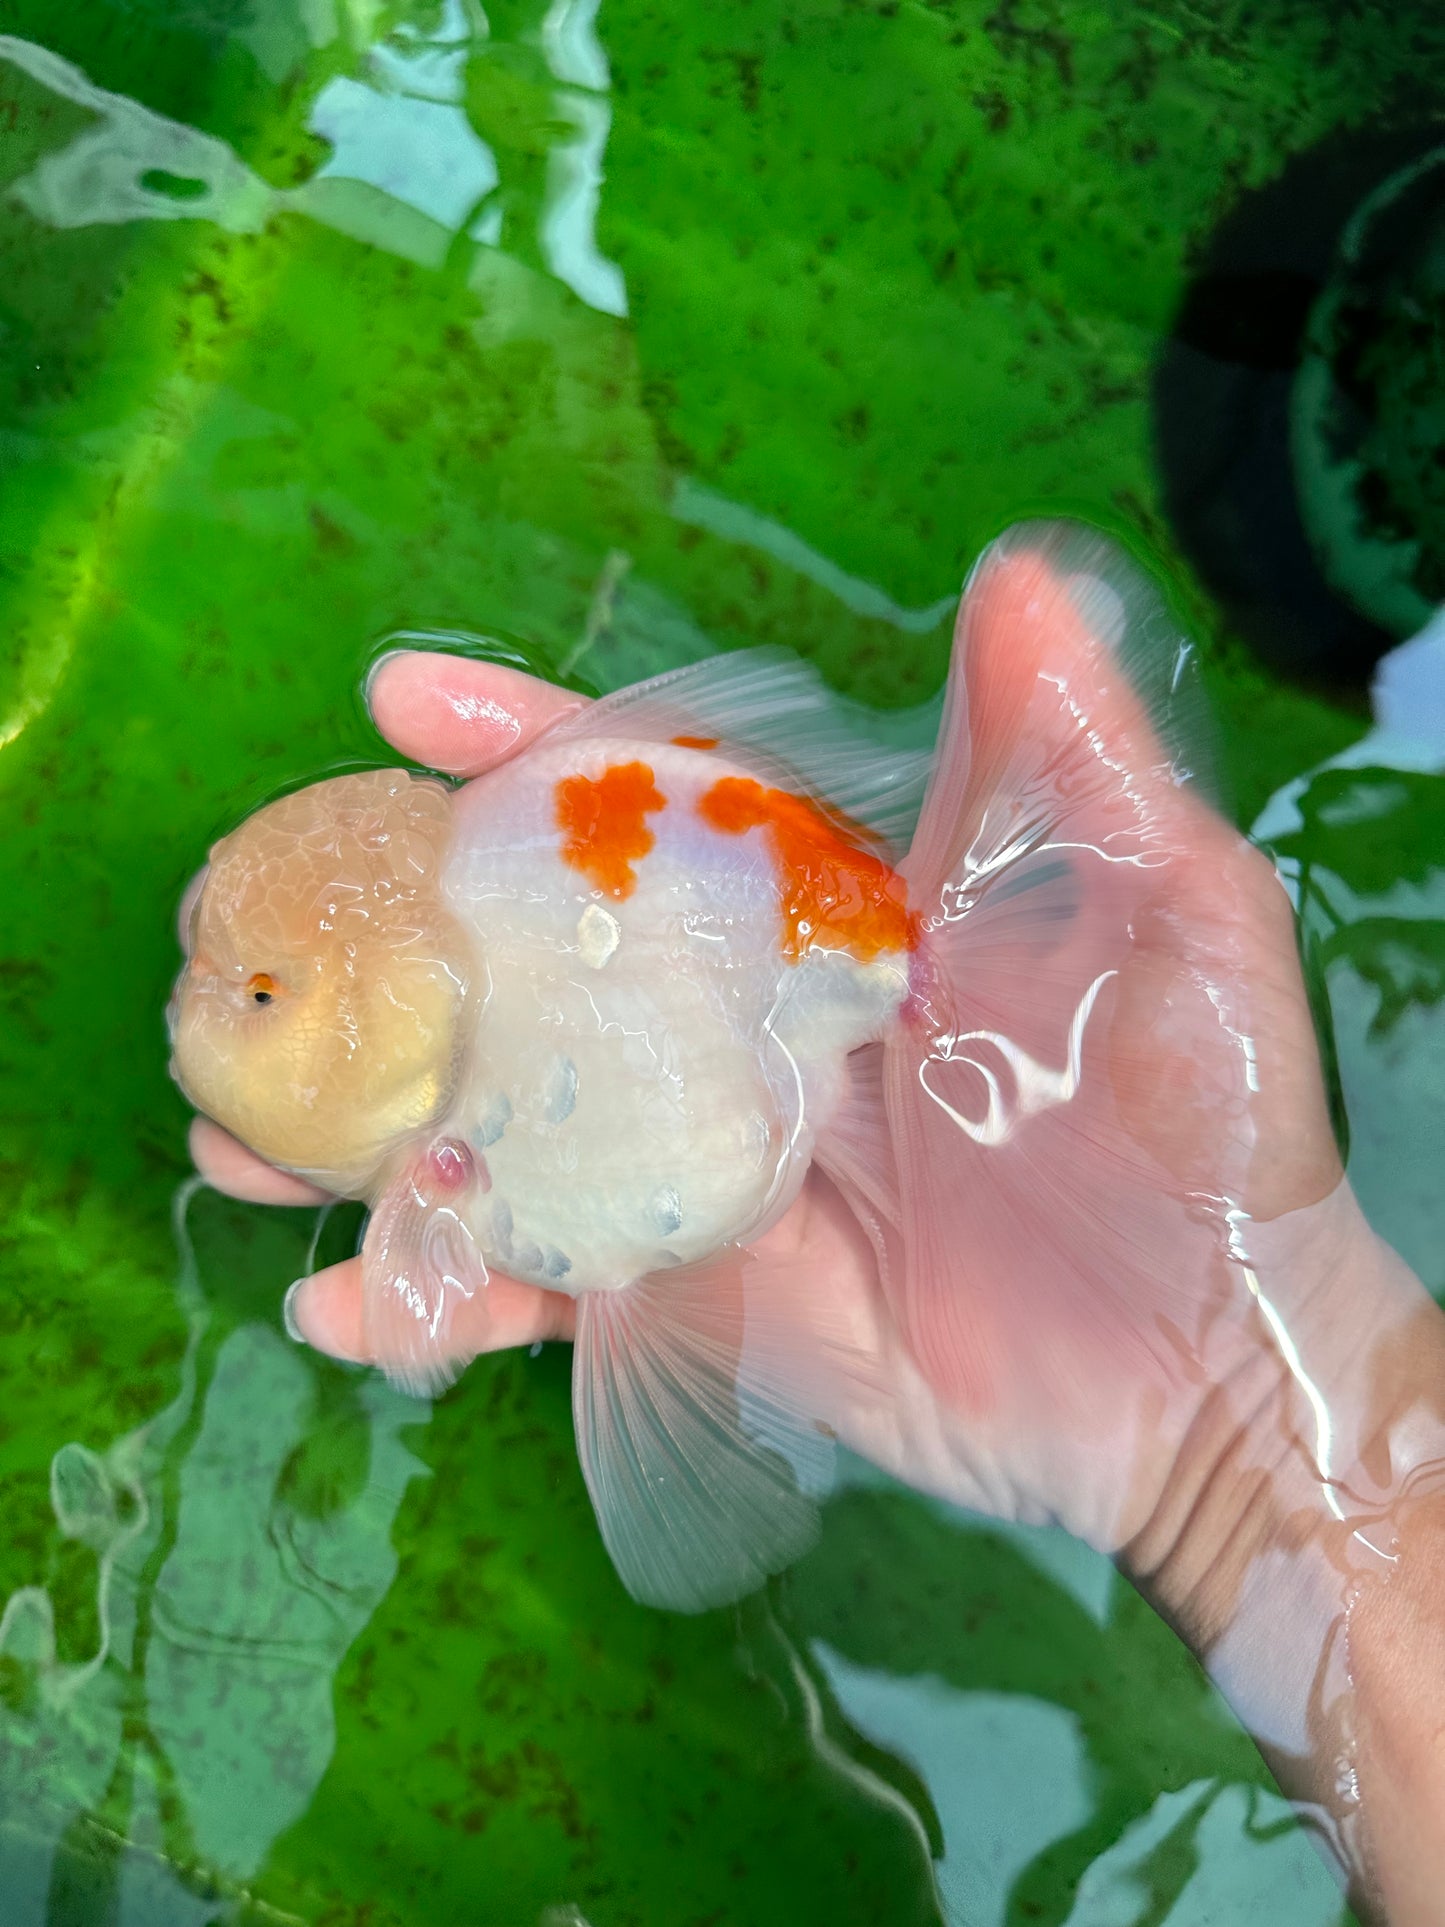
<box><xmin>443</xmin><ymin>734</ymin><xmax>911</xmax><ymax>1295</ymax></box>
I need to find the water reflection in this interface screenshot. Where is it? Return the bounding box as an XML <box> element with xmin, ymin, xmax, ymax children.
<box><xmin>0</xmin><ymin>36</ymin><xmax>275</xmax><ymax>233</ymax></box>
<box><xmin>672</xmin><ymin>477</ymin><xmax>958</xmax><ymax>637</ymax></box>
<box><xmin>0</xmin><ymin>1177</ymin><xmax>1357</xmax><ymax>1922</ymax></box>
<box><xmin>1068</xmin><ymin>1782</ymin><xmax>1342</xmax><ymax>1925</ymax></box>
<box><xmin>147</xmin><ymin>1324</ymin><xmax>422</xmax><ymax>1876</ymax></box>
<box><xmin>1257</xmin><ymin>608</ymin><xmax>1445</xmax><ymax>1290</ymax></box>
<box><xmin>2</xmin><ymin>0</ymin><xmax>626</xmax><ymax>313</ymax></box>
<box><xmin>816</xmin><ymin>1651</ymin><xmax>1094</xmax><ymax>1926</ymax></box>
<box><xmin>0</xmin><ymin>8</ymin><xmax>954</xmax><ymax>717</ymax></box>
<box><xmin>308</xmin><ymin>76</ymin><xmax>498</xmax><ymax>236</ymax></box>
<box><xmin>793</xmin><ymin>1463</ymin><xmax>1345</xmax><ymax>1926</ymax></box>
<box><xmin>0</xmin><ymin>1183</ymin><xmax>426</xmax><ymax>1912</ymax></box>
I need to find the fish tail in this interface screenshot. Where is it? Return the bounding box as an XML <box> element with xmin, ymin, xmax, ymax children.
<box><xmin>824</xmin><ymin>521</ymin><xmax>1226</xmax><ymax>1412</ymax></box>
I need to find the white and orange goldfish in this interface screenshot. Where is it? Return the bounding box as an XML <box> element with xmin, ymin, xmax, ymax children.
<box><xmin>172</xmin><ymin>522</ymin><xmax>1215</xmax><ymax>1610</ymax></box>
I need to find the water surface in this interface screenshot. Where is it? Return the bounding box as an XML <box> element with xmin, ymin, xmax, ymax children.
<box><xmin>2</xmin><ymin>3</ymin><xmax>1443</xmax><ymax>1921</ymax></box>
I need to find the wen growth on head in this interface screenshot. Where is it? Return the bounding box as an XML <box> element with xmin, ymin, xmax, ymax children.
<box><xmin>171</xmin><ymin>521</ymin><xmax>1223</xmax><ymax>1613</ymax></box>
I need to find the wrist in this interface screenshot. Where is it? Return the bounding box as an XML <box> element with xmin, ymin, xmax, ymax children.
<box><xmin>1125</xmin><ymin>1185</ymin><xmax>1444</xmax><ymax>1635</ymax></box>
<box><xmin>1121</xmin><ymin>1185</ymin><xmax>1445</xmax><ymax>1900</ymax></box>
<box><xmin>1346</xmin><ymin>1492</ymin><xmax>1445</xmax><ymax>1925</ymax></box>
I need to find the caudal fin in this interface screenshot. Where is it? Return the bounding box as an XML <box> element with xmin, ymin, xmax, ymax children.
<box><xmin>874</xmin><ymin>521</ymin><xmax>1239</xmax><ymax>1413</ymax></box>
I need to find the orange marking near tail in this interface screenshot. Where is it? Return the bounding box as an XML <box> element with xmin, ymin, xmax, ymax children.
<box><xmin>557</xmin><ymin>761</ymin><xmax>666</xmax><ymax>899</ymax></box>
<box><xmin>671</xmin><ymin>734</ymin><xmax>719</xmax><ymax>750</ymax></box>
<box><xmin>699</xmin><ymin>776</ymin><xmax>917</xmax><ymax>961</ymax></box>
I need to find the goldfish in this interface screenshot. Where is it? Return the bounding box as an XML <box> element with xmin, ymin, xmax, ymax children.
<box><xmin>171</xmin><ymin>521</ymin><xmax>1212</xmax><ymax>1611</ymax></box>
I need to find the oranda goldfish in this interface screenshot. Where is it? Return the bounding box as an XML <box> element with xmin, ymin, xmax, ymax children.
<box><xmin>171</xmin><ymin>522</ymin><xmax>1212</xmax><ymax>1611</ymax></box>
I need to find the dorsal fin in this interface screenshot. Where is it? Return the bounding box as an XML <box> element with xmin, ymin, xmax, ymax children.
<box><xmin>550</xmin><ymin>647</ymin><xmax>938</xmax><ymax>852</ymax></box>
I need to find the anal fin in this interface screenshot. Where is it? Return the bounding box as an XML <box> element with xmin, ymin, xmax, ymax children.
<box><xmin>572</xmin><ymin>1252</ymin><xmax>834</xmax><ymax>1613</ymax></box>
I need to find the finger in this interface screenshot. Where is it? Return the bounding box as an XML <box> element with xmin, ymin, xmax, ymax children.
<box><xmin>367</xmin><ymin>650</ymin><xmax>586</xmax><ymax>777</ymax></box>
<box><xmin>190</xmin><ymin>1116</ymin><xmax>334</xmax><ymax>1207</ymax></box>
<box><xmin>942</xmin><ymin>527</ymin><xmax>1236</xmax><ymax>898</ymax></box>
<box><xmin>959</xmin><ymin>533</ymin><xmax>1178</xmax><ymax>801</ymax></box>
<box><xmin>285</xmin><ymin>1257</ymin><xmax>577</xmax><ymax>1366</ymax></box>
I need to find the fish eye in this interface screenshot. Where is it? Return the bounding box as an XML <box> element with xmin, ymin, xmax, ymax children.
<box><xmin>246</xmin><ymin>972</ymin><xmax>279</xmax><ymax>1006</ymax></box>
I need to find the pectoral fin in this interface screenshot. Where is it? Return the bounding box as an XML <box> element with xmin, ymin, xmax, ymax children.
<box><xmin>362</xmin><ymin>1163</ymin><xmax>490</xmax><ymax>1398</ymax></box>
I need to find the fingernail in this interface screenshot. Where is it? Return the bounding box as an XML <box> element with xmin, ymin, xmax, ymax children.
<box><xmin>283</xmin><ymin>1279</ymin><xmax>306</xmax><ymax>1344</ymax></box>
<box><xmin>362</xmin><ymin>647</ymin><xmax>414</xmax><ymax>716</ymax></box>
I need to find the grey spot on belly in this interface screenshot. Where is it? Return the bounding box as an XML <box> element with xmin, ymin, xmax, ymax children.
<box><xmin>648</xmin><ymin>1183</ymin><xmax>683</xmax><ymax>1235</ymax></box>
<box><xmin>544</xmin><ymin>1056</ymin><xmax>578</xmax><ymax>1124</ymax></box>
<box><xmin>513</xmin><ymin>1238</ymin><xmax>545</xmax><ymax>1276</ymax></box>
<box><xmin>476</xmin><ymin>1092</ymin><xmax>513</xmax><ymax>1148</ymax></box>
<box><xmin>490</xmin><ymin>1199</ymin><xmax>553</xmax><ymax>1281</ymax></box>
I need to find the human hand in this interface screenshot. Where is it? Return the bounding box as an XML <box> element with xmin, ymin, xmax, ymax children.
<box><xmin>187</xmin><ymin>590</ymin><xmax>1445</xmax><ymax>1923</ymax></box>
<box><xmin>188</xmin><ymin>588</ymin><xmax>1384</xmax><ymax>1558</ymax></box>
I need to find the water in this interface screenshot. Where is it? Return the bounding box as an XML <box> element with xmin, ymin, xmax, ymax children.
<box><xmin>1</xmin><ymin>2</ymin><xmax>1442</xmax><ymax>1921</ymax></box>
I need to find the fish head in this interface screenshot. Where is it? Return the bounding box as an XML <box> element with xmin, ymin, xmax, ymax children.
<box><xmin>171</xmin><ymin>770</ymin><xmax>471</xmax><ymax>1193</ymax></box>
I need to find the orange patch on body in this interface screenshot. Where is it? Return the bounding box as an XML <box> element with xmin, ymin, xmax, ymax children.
<box><xmin>698</xmin><ymin>776</ymin><xmax>917</xmax><ymax>962</ymax></box>
<box><xmin>556</xmin><ymin>761</ymin><xmax>666</xmax><ymax>899</ymax></box>
<box><xmin>671</xmin><ymin>734</ymin><xmax>719</xmax><ymax>751</ymax></box>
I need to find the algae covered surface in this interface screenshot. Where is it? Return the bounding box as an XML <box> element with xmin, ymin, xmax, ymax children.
<box><xmin>1</xmin><ymin>1</ymin><xmax>1443</xmax><ymax>1921</ymax></box>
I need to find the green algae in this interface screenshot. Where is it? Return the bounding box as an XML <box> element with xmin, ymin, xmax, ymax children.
<box><xmin>1</xmin><ymin>1</ymin><xmax>1443</xmax><ymax>1920</ymax></box>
